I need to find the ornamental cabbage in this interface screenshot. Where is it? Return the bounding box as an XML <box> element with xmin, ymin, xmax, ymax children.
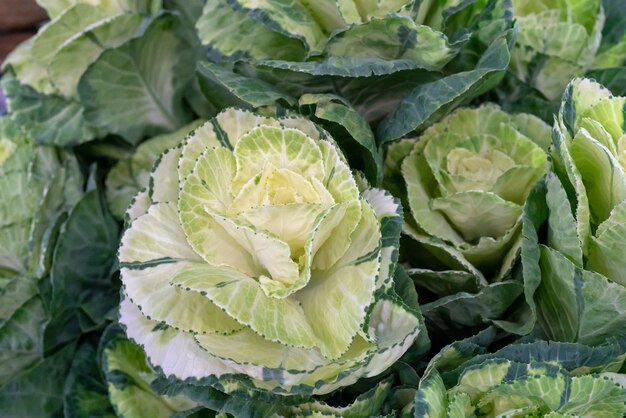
<box><xmin>527</xmin><ymin>77</ymin><xmax>626</xmax><ymax>344</ymax></box>
<box><xmin>118</xmin><ymin>108</ymin><xmax>422</xmax><ymax>399</ymax></box>
<box><xmin>2</xmin><ymin>0</ymin><xmax>198</xmax><ymax>145</ymax></box>
<box><xmin>408</xmin><ymin>331</ymin><xmax>626</xmax><ymax>417</ymax></box>
<box><xmin>386</xmin><ymin>104</ymin><xmax>550</xmax><ymax>339</ymax></box>
<box><xmin>0</xmin><ymin>117</ymin><xmax>120</xmax><ymax>416</ymax></box>
<box><xmin>509</xmin><ymin>0</ymin><xmax>606</xmax><ymax>101</ymax></box>
<box><xmin>500</xmin><ymin>0</ymin><xmax>626</xmax><ymax>115</ymax></box>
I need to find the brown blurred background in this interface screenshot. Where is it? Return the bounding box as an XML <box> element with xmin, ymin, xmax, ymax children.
<box><xmin>0</xmin><ymin>0</ymin><xmax>47</xmax><ymax>64</ymax></box>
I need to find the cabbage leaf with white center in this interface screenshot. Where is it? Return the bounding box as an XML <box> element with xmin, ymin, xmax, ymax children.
<box><xmin>117</xmin><ymin>108</ymin><xmax>422</xmax><ymax>404</ymax></box>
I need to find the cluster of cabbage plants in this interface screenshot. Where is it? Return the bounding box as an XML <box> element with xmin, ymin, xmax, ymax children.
<box><xmin>0</xmin><ymin>0</ymin><xmax>625</xmax><ymax>417</ymax></box>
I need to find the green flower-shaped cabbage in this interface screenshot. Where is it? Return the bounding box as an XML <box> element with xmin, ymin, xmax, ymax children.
<box><xmin>508</xmin><ymin>0</ymin><xmax>626</xmax><ymax>103</ymax></box>
<box><xmin>387</xmin><ymin>104</ymin><xmax>549</xmax><ymax>337</ymax></box>
<box><xmin>529</xmin><ymin>77</ymin><xmax>626</xmax><ymax>344</ymax></box>
<box><xmin>118</xmin><ymin>108</ymin><xmax>421</xmax><ymax>398</ymax></box>
<box><xmin>410</xmin><ymin>335</ymin><xmax>626</xmax><ymax>417</ymax></box>
<box><xmin>0</xmin><ymin>116</ymin><xmax>82</xmax><ymax>290</ymax></box>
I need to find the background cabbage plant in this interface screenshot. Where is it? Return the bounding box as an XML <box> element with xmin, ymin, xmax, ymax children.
<box><xmin>524</xmin><ymin>77</ymin><xmax>626</xmax><ymax>345</ymax></box>
<box><xmin>497</xmin><ymin>0</ymin><xmax>626</xmax><ymax>118</ymax></box>
<box><xmin>117</xmin><ymin>107</ymin><xmax>423</xmax><ymax>405</ymax></box>
<box><xmin>1</xmin><ymin>0</ymin><xmax>202</xmax><ymax>145</ymax></box>
<box><xmin>385</xmin><ymin>105</ymin><xmax>550</xmax><ymax>344</ymax></box>
<box><xmin>193</xmin><ymin>0</ymin><xmax>516</xmax><ymax>143</ymax></box>
<box><xmin>0</xmin><ymin>117</ymin><xmax>120</xmax><ymax>416</ymax></box>
<box><xmin>406</xmin><ymin>328</ymin><xmax>626</xmax><ymax>417</ymax></box>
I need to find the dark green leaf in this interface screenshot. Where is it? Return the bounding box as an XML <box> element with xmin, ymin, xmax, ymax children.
<box><xmin>45</xmin><ymin>191</ymin><xmax>119</xmax><ymax>351</ymax></box>
<box><xmin>0</xmin><ymin>343</ymin><xmax>75</xmax><ymax>417</ymax></box>
<box><xmin>376</xmin><ymin>34</ymin><xmax>511</xmax><ymax>143</ymax></box>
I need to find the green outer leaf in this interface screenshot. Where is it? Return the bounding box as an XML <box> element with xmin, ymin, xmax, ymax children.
<box><xmin>0</xmin><ymin>276</ymin><xmax>38</xmax><ymax>325</ymax></box>
<box><xmin>536</xmin><ymin>245</ymin><xmax>626</xmax><ymax>345</ymax></box>
<box><xmin>30</xmin><ymin>4</ymin><xmax>110</xmax><ymax>89</ymax></box>
<box><xmin>392</xmin><ymin>265</ymin><xmax>430</xmax><ymax>362</ymax></box>
<box><xmin>0</xmin><ymin>342</ymin><xmax>75</xmax><ymax>417</ymax></box>
<box><xmin>195</xmin><ymin>0</ymin><xmax>305</xmax><ymax>62</ymax></box>
<box><xmin>100</xmin><ymin>324</ymin><xmax>197</xmax><ymax>418</ymax></box>
<box><xmin>163</xmin><ymin>0</ymin><xmax>206</xmax><ymax>25</ymax></box>
<box><xmin>63</xmin><ymin>340</ymin><xmax>116</xmax><ymax>418</ymax></box>
<box><xmin>45</xmin><ymin>190</ymin><xmax>119</xmax><ymax>351</ymax></box>
<box><xmin>78</xmin><ymin>13</ymin><xmax>196</xmax><ymax>144</ymax></box>
<box><xmin>0</xmin><ymin>296</ymin><xmax>47</xmax><ymax>387</ymax></box>
<box><xmin>299</xmin><ymin>94</ymin><xmax>382</xmax><ymax>186</ymax></box>
<box><xmin>197</xmin><ymin>61</ymin><xmax>296</xmax><ymax>110</ymax></box>
<box><xmin>376</xmin><ymin>34</ymin><xmax>511</xmax><ymax>143</ymax></box>
<box><xmin>421</xmin><ymin>281</ymin><xmax>523</xmax><ymax>341</ymax></box>
<box><xmin>1</xmin><ymin>74</ymin><xmax>100</xmax><ymax>146</ymax></box>
<box><xmin>324</xmin><ymin>16</ymin><xmax>457</xmax><ymax>71</ymax></box>
<box><xmin>408</xmin><ymin>268</ymin><xmax>479</xmax><ymax>296</ymax></box>
<box><xmin>545</xmin><ymin>172</ymin><xmax>583</xmax><ymax>266</ymax></box>
<box><xmin>503</xmin><ymin>175</ymin><xmax>546</xmax><ymax>337</ymax></box>
<box><xmin>254</xmin><ymin>15</ymin><xmax>461</xmax><ymax>78</ymax></box>
<box><xmin>48</xmin><ymin>12</ymin><xmax>150</xmax><ymax>99</ymax></box>
<box><xmin>226</xmin><ymin>0</ymin><xmax>327</xmax><ymax>55</ymax></box>
<box><xmin>587</xmin><ymin>199</ymin><xmax>626</xmax><ymax>286</ymax></box>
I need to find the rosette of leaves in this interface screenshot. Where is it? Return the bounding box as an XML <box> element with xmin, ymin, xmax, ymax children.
<box><xmin>498</xmin><ymin>0</ymin><xmax>626</xmax><ymax>118</ymax></box>
<box><xmin>385</xmin><ymin>104</ymin><xmax>550</xmax><ymax>343</ymax></box>
<box><xmin>194</xmin><ymin>0</ymin><xmax>515</xmax><ymax>142</ymax></box>
<box><xmin>524</xmin><ymin>77</ymin><xmax>626</xmax><ymax>345</ymax></box>
<box><xmin>0</xmin><ymin>117</ymin><xmax>120</xmax><ymax>416</ymax></box>
<box><xmin>1</xmin><ymin>0</ymin><xmax>201</xmax><ymax>145</ymax></box>
<box><xmin>117</xmin><ymin>107</ymin><xmax>423</xmax><ymax>406</ymax></box>
<box><xmin>403</xmin><ymin>329</ymin><xmax>626</xmax><ymax>417</ymax></box>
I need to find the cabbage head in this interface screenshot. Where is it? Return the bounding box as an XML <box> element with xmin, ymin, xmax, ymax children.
<box><xmin>407</xmin><ymin>333</ymin><xmax>626</xmax><ymax>417</ymax></box>
<box><xmin>509</xmin><ymin>0</ymin><xmax>605</xmax><ymax>101</ymax></box>
<box><xmin>386</xmin><ymin>104</ymin><xmax>550</xmax><ymax>339</ymax></box>
<box><xmin>118</xmin><ymin>108</ymin><xmax>422</xmax><ymax>399</ymax></box>
<box><xmin>528</xmin><ymin>77</ymin><xmax>626</xmax><ymax>344</ymax></box>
